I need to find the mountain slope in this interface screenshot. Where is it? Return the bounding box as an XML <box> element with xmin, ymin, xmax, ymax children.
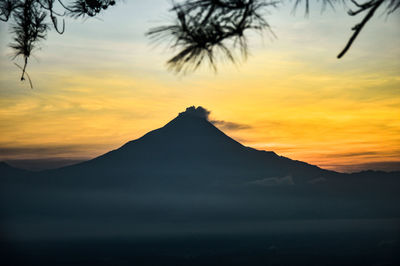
<box><xmin>48</xmin><ymin>106</ymin><xmax>330</xmax><ymax>188</ymax></box>
<box><xmin>0</xmin><ymin>161</ymin><xmax>29</xmax><ymax>181</ymax></box>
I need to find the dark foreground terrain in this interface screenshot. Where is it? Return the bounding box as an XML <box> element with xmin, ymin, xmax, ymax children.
<box><xmin>2</xmin><ymin>228</ymin><xmax>399</xmax><ymax>266</ymax></box>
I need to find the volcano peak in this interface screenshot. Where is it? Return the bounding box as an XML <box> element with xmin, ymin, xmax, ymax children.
<box><xmin>178</xmin><ymin>106</ymin><xmax>210</xmax><ymax>120</ymax></box>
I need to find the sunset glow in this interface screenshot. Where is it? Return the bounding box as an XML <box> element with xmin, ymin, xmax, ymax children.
<box><xmin>0</xmin><ymin>1</ymin><xmax>399</xmax><ymax>172</ymax></box>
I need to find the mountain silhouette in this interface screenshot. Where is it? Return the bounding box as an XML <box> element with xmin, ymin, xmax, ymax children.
<box><xmin>0</xmin><ymin>106</ymin><xmax>399</xmax><ymax>243</ymax></box>
<box><xmin>0</xmin><ymin>161</ymin><xmax>27</xmax><ymax>178</ymax></box>
<box><xmin>42</xmin><ymin>106</ymin><xmax>329</xmax><ymax>189</ymax></box>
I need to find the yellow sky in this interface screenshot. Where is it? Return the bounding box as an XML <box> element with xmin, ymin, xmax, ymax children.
<box><xmin>0</xmin><ymin>1</ymin><xmax>399</xmax><ymax>172</ymax></box>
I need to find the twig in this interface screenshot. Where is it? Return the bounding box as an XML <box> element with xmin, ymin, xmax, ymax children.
<box><xmin>337</xmin><ymin>0</ymin><xmax>384</xmax><ymax>58</ymax></box>
<box><xmin>14</xmin><ymin>62</ymin><xmax>33</xmax><ymax>89</ymax></box>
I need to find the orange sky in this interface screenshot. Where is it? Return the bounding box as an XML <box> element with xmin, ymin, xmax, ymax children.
<box><xmin>0</xmin><ymin>1</ymin><xmax>399</xmax><ymax>172</ymax></box>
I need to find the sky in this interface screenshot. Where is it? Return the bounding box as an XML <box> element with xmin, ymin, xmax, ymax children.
<box><xmin>0</xmin><ymin>1</ymin><xmax>399</xmax><ymax>172</ymax></box>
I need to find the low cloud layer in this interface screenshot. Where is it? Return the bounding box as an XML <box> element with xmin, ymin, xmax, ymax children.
<box><xmin>329</xmin><ymin>161</ymin><xmax>400</xmax><ymax>173</ymax></box>
<box><xmin>6</xmin><ymin>158</ymin><xmax>87</xmax><ymax>171</ymax></box>
<box><xmin>307</xmin><ymin>177</ymin><xmax>327</xmax><ymax>184</ymax></box>
<box><xmin>0</xmin><ymin>144</ymin><xmax>102</xmax><ymax>160</ymax></box>
<box><xmin>247</xmin><ymin>175</ymin><xmax>295</xmax><ymax>186</ymax></box>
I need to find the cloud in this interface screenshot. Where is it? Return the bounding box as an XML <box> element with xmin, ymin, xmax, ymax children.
<box><xmin>179</xmin><ymin>106</ymin><xmax>210</xmax><ymax>119</ymax></box>
<box><xmin>323</xmin><ymin>151</ymin><xmax>380</xmax><ymax>158</ymax></box>
<box><xmin>247</xmin><ymin>175</ymin><xmax>295</xmax><ymax>186</ymax></box>
<box><xmin>307</xmin><ymin>177</ymin><xmax>327</xmax><ymax>184</ymax></box>
<box><xmin>329</xmin><ymin>161</ymin><xmax>400</xmax><ymax>173</ymax></box>
<box><xmin>0</xmin><ymin>144</ymin><xmax>104</xmax><ymax>160</ymax></box>
<box><xmin>179</xmin><ymin>106</ymin><xmax>252</xmax><ymax>131</ymax></box>
<box><xmin>6</xmin><ymin>158</ymin><xmax>86</xmax><ymax>171</ymax></box>
<box><xmin>211</xmin><ymin>120</ymin><xmax>252</xmax><ymax>130</ymax></box>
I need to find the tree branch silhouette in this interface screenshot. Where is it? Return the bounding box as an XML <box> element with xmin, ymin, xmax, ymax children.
<box><xmin>337</xmin><ymin>0</ymin><xmax>384</xmax><ymax>58</ymax></box>
<box><xmin>0</xmin><ymin>0</ymin><xmax>119</xmax><ymax>87</ymax></box>
<box><xmin>148</xmin><ymin>0</ymin><xmax>399</xmax><ymax>73</ymax></box>
<box><xmin>147</xmin><ymin>0</ymin><xmax>276</xmax><ymax>73</ymax></box>
<box><xmin>0</xmin><ymin>0</ymin><xmax>399</xmax><ymax>82</ymax></box>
